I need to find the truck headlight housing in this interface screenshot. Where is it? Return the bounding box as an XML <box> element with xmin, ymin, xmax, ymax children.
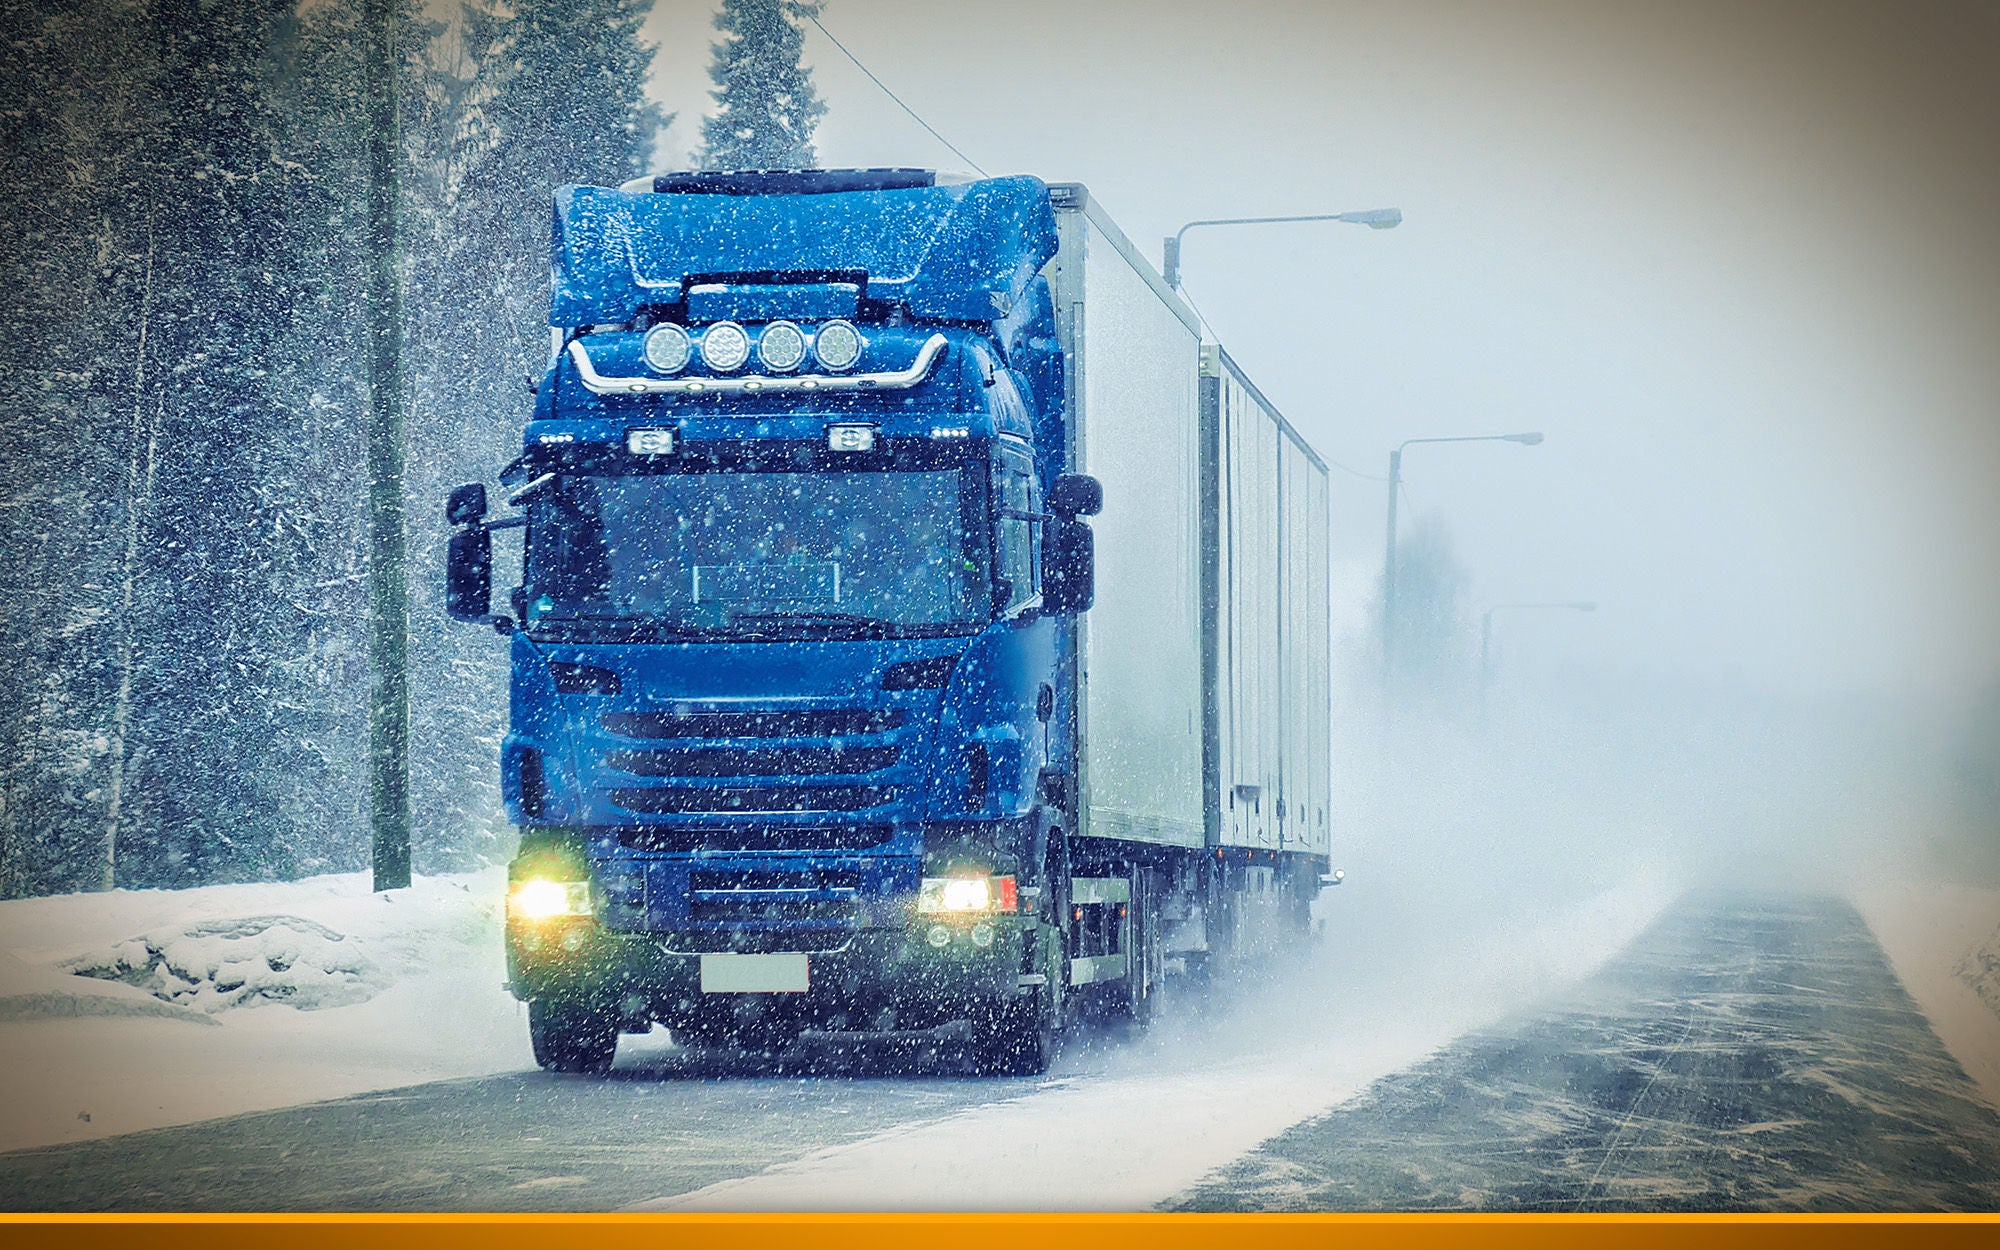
<box><xmin>698</xmin><ymin>321</ymin><xmax>751</xmax><ymax>372</ymax></box>
<box><xmin>917</xmin><ymin>875</ymin><xmax>1018</xmax><ymax>915</ymax></box>
<box><xmin>756</xmin><ymin>320</ymin><xmax>808</xmax><ymax>372</ymax></box>
<box><xmin>509</xmin><ymin>878</ymin><xmax>592</xmax><ymax>921</ymax></box>
<box><xmin>813</xmin><ymin>319</ymin><xmax>863</xmax><ymax>371</ymax></box>
<box><xmin>643</xmin><ymin>323</ymin><xmax>692</xmax><ymax>374</ymax></box>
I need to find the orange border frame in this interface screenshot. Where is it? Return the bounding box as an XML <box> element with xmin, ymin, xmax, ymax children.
<box><xmin>3</xmin><ymin>1214</ymin><xmax>1999</xmax><ymax>1250</ymax></box>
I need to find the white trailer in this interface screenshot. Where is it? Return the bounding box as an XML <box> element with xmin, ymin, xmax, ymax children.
<box><xmin>1047</xmin><ymin>184</ymin><xmax>1332</xmax><ymax>980</ymax></box>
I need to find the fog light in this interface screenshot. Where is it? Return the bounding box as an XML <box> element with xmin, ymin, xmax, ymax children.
<box><xmin>969</xmin><ymin>923</ymin><xmax>995</xmax><ymax>948</ymax></box>
<box><xmin>560</xmin><ymin>929</ymin><xmax>586</xmax><ymax>952</ymax></box>
<box><xmin>926</xmin><ymin>925</ymin><xmax>951</xmax><ymax>948</ymax></box>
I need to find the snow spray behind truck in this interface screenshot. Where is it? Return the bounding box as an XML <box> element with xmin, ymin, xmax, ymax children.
<box><xmin>444</xmin><ymin>170</ymin><xmax>1334</xmax><ymax>1073</ymax></box>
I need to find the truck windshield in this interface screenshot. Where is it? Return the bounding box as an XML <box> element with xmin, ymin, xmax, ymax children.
<box><xmin>522</xmin><ymin>462</ymin><xmax>991</xmax><ymax>641</ymax></box>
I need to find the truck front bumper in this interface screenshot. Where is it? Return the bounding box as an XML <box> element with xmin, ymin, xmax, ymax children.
<box><xmin>505</xmin><ymin>913</ymin><xmax>1034</xmax><ymax>1033</ymax></box>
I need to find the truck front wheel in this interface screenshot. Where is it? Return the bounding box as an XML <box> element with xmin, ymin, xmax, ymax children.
<box><xmin>979</xmin><ymin>833</ymin><xmax>1070</xmax><ymax>1075</ymax></box>
<box><xmin>528</xmin><ymin>995</ymin><xmax>618</xmax><ymax>1074</ymax></box>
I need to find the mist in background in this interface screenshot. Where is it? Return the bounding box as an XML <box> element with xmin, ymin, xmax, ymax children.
<box><xmin>648</xmin><ymin>0</ymin><xmax>2000</xmax><ymax>913</ymax></box>
<box><xmin>2</xmin><ymin>0</ymin><xmax>1989</xmax><ymax>914</ymax></box>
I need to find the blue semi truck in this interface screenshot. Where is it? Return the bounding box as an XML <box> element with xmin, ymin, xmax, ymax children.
<box><xmin>445</xmin><ymin>169</ymin><xmax>1334</xmax><ymax>1073</ymax></box>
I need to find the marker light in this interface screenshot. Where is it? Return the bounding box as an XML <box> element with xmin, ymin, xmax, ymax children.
<box><xmin>509</xmin><ymin>878</ymin><xmax>591</xmax><ymax>921</ymax></box>
<box><xmin>813</xmin><ymin>319</ymin><xmax>863</xmax><ymax>371</ymax></box>
<box><xmin>626</xmin><ymin>427</ymin><xmax>676</xmax><ymax>456</ymax></box>
<box><xmin>699</xmin><ymin>321</ymin><xmax>750</xmax><ymax>372</ymax></box>
<box><xmin>756</xmin><ymin>320</ymin><xmax>808</xmax><ymax>372</ymax></box>
<box><xmin>827</xmin><ymin>423</ymin><xmax>877</xmax><ymax>453</ymax></box>
<box><xmin>917</xmin><ymin>875</ymin><xmax>1018</xmax><ymax>915</ymax></box>
<box><xmin>643</xmin><ymin>323</ymin><xmax>692</xmax><ymax>373</ymax></box>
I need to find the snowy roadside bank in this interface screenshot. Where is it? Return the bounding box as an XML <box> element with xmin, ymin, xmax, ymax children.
<box><xmin>0</xmin><ymin>869</ymin><xmax>529</xmax><ymax>1152</ymax></box>
<box><xmin>1852</xmin><ymin>882</ymin><xmax>2000</xmax><ymax>1114</ymax></box>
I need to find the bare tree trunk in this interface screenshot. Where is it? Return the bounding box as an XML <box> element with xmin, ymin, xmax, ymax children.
<box><xmin>101</xmin><ymin>204</ymin><xmax>159</xmax><ymax>892</ymax></box>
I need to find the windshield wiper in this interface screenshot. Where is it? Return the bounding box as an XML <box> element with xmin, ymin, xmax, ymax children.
<box><xmin>530</xmin><ymin>616</ymin><xmax>741</xmax><ymax>642</ymax></box>
<box><xmin>724</xmin><ymin>610</ymin><xmax>900</xmax><ymax>636</ymax></box>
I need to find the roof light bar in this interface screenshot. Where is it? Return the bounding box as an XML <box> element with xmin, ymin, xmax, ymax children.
<box><xmin>566</xmin><ymin>333</ymin><xmax>949</xmax><ymax>398</ymax></box>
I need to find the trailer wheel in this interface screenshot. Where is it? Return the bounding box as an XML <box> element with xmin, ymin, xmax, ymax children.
<box><xmin>1117</xmin><ymin>867</ymin><xmax>1159</xmax><ymax>1026</ymax></box>
<box><xmin>528</xmin><ymin>995</ymin><xmax>618</xmax><ymax>1074</ymax></box>
<box><xmin>980</xmin><ymin>833</ymin><xmax>1070</xmax><ymax>1075</ymax></box>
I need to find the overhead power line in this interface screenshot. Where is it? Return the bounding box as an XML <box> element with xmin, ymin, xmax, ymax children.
<box><xmin>804</xmin><ymin>23</ymin><xmax>1379</xmax><ymax>486</ymax></box>
<box><xmin>806</xmin><ymin>14</ymin><xmax>987</xmax><ymax>176</ymax></box>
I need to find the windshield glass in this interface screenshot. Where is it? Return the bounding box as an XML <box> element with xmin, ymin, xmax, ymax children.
<box><xmin>523</xmin><ymin>460</ymin><xmax>990</xmax><ymax>640</ymax></box>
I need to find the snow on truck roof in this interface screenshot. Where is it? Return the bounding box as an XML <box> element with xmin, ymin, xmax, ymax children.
<box><xmin>554</xmin><ymin>171</ymin><xmax>1057</xmax><ymax>329</ymax></box>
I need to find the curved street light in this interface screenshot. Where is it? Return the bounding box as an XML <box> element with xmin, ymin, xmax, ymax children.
<box><xmin>1163</xmin><ymin>208</ymin><xmax>1402</xmax><ymax>289</ymax></box>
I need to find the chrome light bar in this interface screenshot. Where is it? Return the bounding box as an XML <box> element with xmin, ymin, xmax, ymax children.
<box><xmin>567</xmin><ymin>332</ymin><xmax>949</xmax><ymax>398</ymax></box>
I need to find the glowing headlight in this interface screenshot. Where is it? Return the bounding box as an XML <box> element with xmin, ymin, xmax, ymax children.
<box><xmin>643</xmin><ymin>323</ymin><xmax>692</xmax><ymax>374</ymax></box>
<box><xmin>812</xmin><ymin>319</ymin><xmax>863</xmax><ymax>371</ymax></box>
<box><xmin>756</xmin><ymin>320</ymin><xmax>808</xmax><ymax>372</ymax></box>
<box><xmin>509</xmin><ymin>878</ymin><xmax>592</xmax><ymax>921</ymax></box>
<box><xmin>698</xmin><ymin>321</ymin><xmax>750</xmax><ymax>372</ymax></box>
<box><xmin>917</xmin><ymin>875</ymin><xmax>1017</xmax><ymax>915</ymax></box>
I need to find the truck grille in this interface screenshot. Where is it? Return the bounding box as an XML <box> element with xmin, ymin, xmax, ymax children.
<box><xmin>611</xmin><ymin>785</ymin><xmax>895</xmax><ymax>814</ymax></box>
<box><xmin>603</xmin><ymin>709</ymin><xmax>904</xmax><ymax>740</ymax></box>
<box><xmin>616</xmin><ymin>824</ymin><xmax>892</xmax><ymax>853</ymax></box>
<box><xmin>687</xmin><ymin>867</ymin><xmax>862</xmax><ymax>927</ymax></box>
<box><xmin>605</xmin><ymin>745</ymin><xmax>899</xmax><ymax>778</ymax></box>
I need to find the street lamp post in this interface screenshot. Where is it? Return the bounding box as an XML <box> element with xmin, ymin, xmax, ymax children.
<box><xmin>1480</xmin><ymin>601</ymin><xmax>1597</xmax><ymax>722</ymax></box>
<box><xmin>1163</xmin><ymin>208</ymin><xmax>1401</xmax><ymax>289</ymax></box>
<box><xmin>1382</xmin><ymin>433</ymin><xmax>1543</xmax><ymax>689</ymax></box>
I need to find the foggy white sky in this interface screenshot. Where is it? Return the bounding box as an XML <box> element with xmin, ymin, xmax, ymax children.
<box><xmin>641</xmin><ymin>0</ymin><xmax>2000</xmax><ymax>700</ymax></box>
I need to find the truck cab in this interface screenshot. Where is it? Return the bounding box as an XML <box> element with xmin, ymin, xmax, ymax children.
<box><xmin>447</xmin><ymin>170</ymin><xmax>1098</xmax><ymax>1071</ymax></box>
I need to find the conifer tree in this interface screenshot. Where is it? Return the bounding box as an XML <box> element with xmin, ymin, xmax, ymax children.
<box><xmin>402</xmin><ymin>0</ymin><xmax>668</xmax><ymax>870</ymax></box>
<box><xmin>700</xmin><ymin>0</ymin><xmax>825</xmax><ymax>170</ymax></box>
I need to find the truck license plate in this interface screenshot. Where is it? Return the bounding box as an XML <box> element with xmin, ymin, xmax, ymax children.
<box><xmin>699</xmin><ymin>952</ymin><xmax>809</xmax><ymax>993</ymax></box>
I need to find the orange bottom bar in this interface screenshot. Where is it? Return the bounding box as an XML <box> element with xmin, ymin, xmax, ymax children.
<box><xmin>4</xmin><ymin>1214</ymin><xmax>1999</xmax><ymax>1250</ymax></box>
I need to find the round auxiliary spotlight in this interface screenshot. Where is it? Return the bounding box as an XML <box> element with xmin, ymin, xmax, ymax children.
<box><xmin>698</xmin><ymin>321</ymin><xmax>751</xmax><ymax>372</ymax></box>
<box><xmin>813</xmin><ymin>319</ymin><xmax>863</xmax><ymax>371</ymax></box>
<box><xmin>756</xmin><ymin>320</ymin><xmax>808</xmax><ymax>373</ymax></box>
<box><xmin>643</xmin><ymin>323</ymin><xmax>692</xmax><ymax>374</ymax></box>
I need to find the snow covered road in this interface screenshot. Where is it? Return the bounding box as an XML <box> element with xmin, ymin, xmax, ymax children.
<box><xmin>1175</xmin><ymin>893</ymin><xmax>2000</xmax><ymax>1211</ymax></box>
<box><xmin>1</xmin><ymin>870</ymin><xmax>1995</xmax><ymax>1211</ymax></box>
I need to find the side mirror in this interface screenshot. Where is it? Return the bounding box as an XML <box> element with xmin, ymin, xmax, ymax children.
<box><xmin>1042</xmin><ymin>517</ymin><xmax>1094</xmax><ymax>614</ymax></box>
<box><xmin>1048</xmin><ymin>473</ymin><xmax>1102</xmax><ymax>518</ymax></box>
<box><xmin>445</xmin><ymin>527</ymin><xmax>493</xmax><ymax>621</ymax></box>
<box><xmin>446</xmin><ymin>483</ymin><xmax>488</xmax><ymax>527</ymax></box>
